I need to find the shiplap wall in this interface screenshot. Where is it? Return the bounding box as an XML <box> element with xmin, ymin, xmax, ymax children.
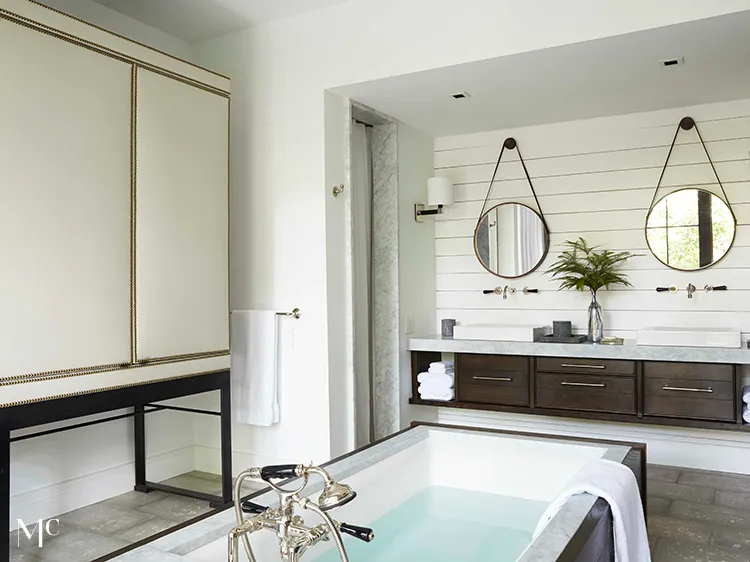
<box><xmin>433</xmin><ymin>98</ymin><xmax>750</xmax><ymax>339</ymax></box>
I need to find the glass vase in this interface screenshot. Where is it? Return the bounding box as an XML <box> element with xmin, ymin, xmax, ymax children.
<box><xmin>588</xmin><ymin>290</ymin><xmax>604</xmax><ymax>343</ymax></box>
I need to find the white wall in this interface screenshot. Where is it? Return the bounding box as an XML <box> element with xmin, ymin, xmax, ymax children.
<box><xmin>193</xmin><ymin>0</ymin><xmax>750</xmax><ymax>465</ymax></box>
<box><xmin>433</xmin><ymin>98</ymin><xmax>750</xmax><ymax>338</ymax></box>
<box><xmin>397</xmin><ymin>123</ymin><xmax>438</xmax><ymax>426</ymax></box>
<box><xmin>37</xmin><ymin>0</ymin><xmax>195</xmax><ymax>60</ymax></box>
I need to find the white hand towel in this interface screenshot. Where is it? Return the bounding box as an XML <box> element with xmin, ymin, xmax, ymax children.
<box><xmin>417</xmin><ymin>372</ymin><xmax>454</xmax><ymax>386</ymax></box>
<box><xmin>743</xmin><ymin>385</ymin><xmax>750</xmax><ymax>405</ymax></box>
<box><xmin>534</xmin><ymin>459</ymin><xmax>650</xmax><ymax>562</ymax></box>
<box><xmin>231</xmin><ymin>310</ymin><xmax>280</xmax><ymax>426</ymax></box>
<box><xmin>743</xmin><ymin>405</ymin><xmax>750</xmax><ymax>424</ymax></box>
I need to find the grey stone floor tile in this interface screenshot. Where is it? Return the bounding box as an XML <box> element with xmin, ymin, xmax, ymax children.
<box><xmin>679</xmin><ymin>471</ymin><xmax>750</xmax><ymax>493</ymax></box>
<box><xmin>35</xmin><ymin>529</ymin><xmax>129</xmax><ymax>562</ymax></box>
<box><xmin>648</xmin><ymin>534</ymin><xmax>659</xmax><ymax>554</ymax></box>
<box><xmin>648</xmin><ymin>496</ymin><xmax>671</xmax><ymax>515</ymax></box>
<box><xmin>670</xmin><ymin>500</ymin><xmax>750</xmax><ymax>528</ymax></box>
<box><xmin>160</xmin><ymin>474</ymin><xmax>223</xmax><ymax>495</ymax></box>
<box><xmin>115</xmin><ymin>517</ymin><xmax>177</xmax><ymax>543</ymax></box>
<box><xmin>716</xmin><ymin>489</ymin><xmax>750</xmax><ymax>511</ymax></box>
<box><xmin>103</xmin><ymin>490</ymin><xmax>169</xmax><ymax>509</ymax></box>
<box><xmin>654</xmin><ymin>538</ymin><xmax>749</xmax><ymax>562</ymax></box>
<box><xmin>10</xmin><ymin>522</ymin><xmax>76</xmax><ymax>554</ymax></box>
<box><xmin>187</xmin><ymin>471</ymin><xmax>222</xmax><ymax>482</ymax></box>
<box><xmin>712</xmin><ymin>525</ymin><xmax>750</xmax><ymax>551</ymax></box>
<box><xmin>648</xmin><ymin>465</ymin><xmax>681</xmax><ymax>483</ymax></box>
<box><xmin>647</xmin><ymin>513</ymin><xmax>711</xmax><ymax>544</ymax></box>
<box><xmin>58</xmin><ymin>502</ymin><xmax>156</xmax><ymax>535</ymax></box>
<box><xmin>10</xmin><ymin>553</ymin><xmax>42</xmax><ymax>562</ymax></box>
<box><xmin>649</xmin><ymin>481</ymin><xmax>715</xmax><ymax>504</ymax></box>
<box><xmin>135</xmin><ymin>495</ymin><xmax>212</xmax><ymax>523</ymax></box>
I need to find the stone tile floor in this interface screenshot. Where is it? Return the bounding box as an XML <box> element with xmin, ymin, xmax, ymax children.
<box><xmin>9</xmin><ymin>471</ymin><xmax>263</xmax><ymax>562</ymax></box>
<box><xmin>648</xmin><ymin>465</ymin><xmax>750</xmax><ymax>561</ymax></box>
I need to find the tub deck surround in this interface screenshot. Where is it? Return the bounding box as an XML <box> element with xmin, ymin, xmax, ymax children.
<box><xmin>409</xmin><ymin>337</ymin><xmax>746</xmax><ymax>433</ymax></box>
<box><xmin>111</xmin><ymin>423</ymin><xmax>645</xmax><ymax>562</ymax></box>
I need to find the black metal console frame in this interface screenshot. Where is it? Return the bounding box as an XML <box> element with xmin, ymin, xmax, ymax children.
<box><xmin>0</xmin><ymin>369</ymin><xmax>232</xmax><ymax>562</ymax></box>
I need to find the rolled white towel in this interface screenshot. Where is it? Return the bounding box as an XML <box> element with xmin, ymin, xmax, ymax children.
<box><xmin>744</xmin><ymin>405</ymin><xmax>750</xmax><ymax>424</ymax></box>
<box><xmin>419</xmin><ymin>382</ymin><xmax>454</xmax><ymax>395</ymax></box>
<box><xmin>743</xmin><ymin>385</ymin><xmax>750</xmax><ymax>405</ymax></box>
<box><xmin>417</xmin><ymin>372</ymin><xmax>454</xmax><ymax>386</ymax></box>
<box><xmin>429</xmin><ymin>361</ymin><xmax>455</xmax><ymax>374</ymax></box>
<box><xmin>419</xmin><ymin>389</ymin><xmax>454</xmax><ymax>401</ymax></box>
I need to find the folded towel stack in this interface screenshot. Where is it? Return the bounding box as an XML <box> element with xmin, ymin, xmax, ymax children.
<box><xmin>743</xmin><ymin>386</ymin><xmax>750</xmax><ymax>424</ymax></box>
<box><xmin>418</xmin><ymin>361</ymin><xmax>455</xmax><ymax>401</ymax></box>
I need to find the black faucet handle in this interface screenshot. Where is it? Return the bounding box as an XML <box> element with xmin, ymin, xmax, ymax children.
<box><xmin>260</xmin><ymin>464</ymin><xmax>299</xmax><ymax>480</ymax></box>
<box><xmin>339</xmin><ymin>522</ymin><xmax>375</xmax><ymax>542</ymax></box>
<box><xmin>713</xmin><ymin>285</ymin><xmax>728</xmax><ymax>291</ymax></box>
<box><xmin>241</xmin><ymin>500</ymin><xmax>269</xmax><ymax>515</ymax></box>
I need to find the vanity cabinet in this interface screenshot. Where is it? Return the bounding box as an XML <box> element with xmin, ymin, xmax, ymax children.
<box><xmin>534</xmin><ymin>358</ymin><xmax>637</xmax><ymax>415</ymax></box>
<box><xmin>643</xmin><ymin>362</ymin><xmax>735</xmax><ymax>422</ymax></box>
<box><xmin>456</xmin><ymin>354</ymin><xmax>530</xmax><ymax>406</ymax></box>
<box><xmin>412</xmin><ymin>350</ymin><xmax>743</xmax><ymax>432</ymax></box>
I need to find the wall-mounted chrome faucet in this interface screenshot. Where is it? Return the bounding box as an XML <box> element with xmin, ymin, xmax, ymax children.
<box><xmin>686</xmin><ymin>283</ymin><xmax>696</xmax><ymax>299</ymax></box>
<box><xmin>483</xmin><ymin>286</ymin><xmax>535</xmax><ymax>298</ymax></box>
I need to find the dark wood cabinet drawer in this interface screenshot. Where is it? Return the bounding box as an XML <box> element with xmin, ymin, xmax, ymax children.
<box><xmin>644</xmin><ymin>362</ymin><xmax>734</xmax><ymax>382</ymax></box>
<box><xmin>644</xmin><ymin>377</ymin><xmax>735</xmax><ymax>422</ymax></box>
<box><xmin>535</xmin><ymin>372</ymin><xmax>636</xmax><ymax>414</ymax></box>
<box><xmin>536</xmin><ymin>357</ymin><xmax>635</xmax><ymax>376</ymax></box>
<box><xmin>457</xmin><ymin>354</ymin><xmax>529</xmax><ymax>406</ymax></box>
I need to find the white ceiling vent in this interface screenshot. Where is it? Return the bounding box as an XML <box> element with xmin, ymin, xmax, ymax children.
<box><xmin>451</xmin><ymin>92</ymin><xmax>472</xmax><ymax>100</ymax></box>
<box><xmin>660</xmin><ymin>57</ymin><xmax>685</xmax><ymax>67</ymax></box>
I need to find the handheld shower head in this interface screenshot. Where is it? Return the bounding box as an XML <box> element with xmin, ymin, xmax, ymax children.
<box><xmin>318</xmin><ymin>481</ymin><xmax>357</xmax><ymax>511</ymax></box>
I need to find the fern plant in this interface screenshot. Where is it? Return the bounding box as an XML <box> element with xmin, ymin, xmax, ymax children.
<box><xmin>546</xmin><ymin>238</ymin><xmax>638</xmax><ymax>293</ymax></box>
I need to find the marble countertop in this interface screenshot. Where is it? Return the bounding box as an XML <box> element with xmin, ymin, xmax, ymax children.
<box><xmin>408</xmin><ymin>335</ymin><xmax>750</xmax><ymax>364</ymax></box>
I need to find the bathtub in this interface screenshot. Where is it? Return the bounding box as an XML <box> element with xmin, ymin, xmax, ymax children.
<box><xmin>115</xmin><ymin>423</ymin><xmax>645</xmax><ymax>562</ymax></box>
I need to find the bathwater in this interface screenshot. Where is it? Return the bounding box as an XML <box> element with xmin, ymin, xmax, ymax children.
<box><xmin>314</xmin><ymin>485</ymin><xmax>547</xmax><ymax>562</ymax></box>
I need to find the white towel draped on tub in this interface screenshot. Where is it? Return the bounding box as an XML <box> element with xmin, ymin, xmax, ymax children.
<box><xmin>231</xmin><ymin>310</ymin><xmax>280</xmax><ymax>426</ymax></box>
<box><xmin>534</xmin><ymin>459</ymin><xmax>650</xmax><ymax>562</ymax></box>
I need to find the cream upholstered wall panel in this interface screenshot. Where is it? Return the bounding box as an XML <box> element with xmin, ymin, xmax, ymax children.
<box><xmin>135</xmin><ymin>68</ymin><xmax>229</xmax><ymax>360</ymax></box>
<box><xmin>0</xmin><ymin>18</ymin><xmax>132</xmax><ymax>380</ymax></box>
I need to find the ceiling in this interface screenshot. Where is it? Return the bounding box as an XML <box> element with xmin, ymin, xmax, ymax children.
<box><xmin>86</xmin><ymin>0</ymin><xmax>351</xmax><ymax>42</ymax></box>
<box><xmin>333</xmin><ymin>12</ymin><xmax>750</xmax><ymax>137</ymax></box>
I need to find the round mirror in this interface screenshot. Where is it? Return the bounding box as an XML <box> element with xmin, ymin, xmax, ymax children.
<box><xmin>474</xmin><ymin>203</ymin><xmax>550</xmax><ymax>278</ymax></box>
<box><xmin>646</xmin><ymin>188</ymin><xmax>736</xmax><ymax>271</ymax></box>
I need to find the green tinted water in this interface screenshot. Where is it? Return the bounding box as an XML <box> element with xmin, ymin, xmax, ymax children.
<box><xmin>314</xmin><ymin>486</ymin><xmax>547</xmax><ymax>562</ymax></box>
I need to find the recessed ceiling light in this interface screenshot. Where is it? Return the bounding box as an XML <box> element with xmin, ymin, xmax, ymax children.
<box><xmin>451</xmin><ymin>92</ymin><xmax>471</xmax><ymax>100</ymax></box>
<box><xmin>660</xmin><ymin>57</ymin><xmax>685</xmax><ymax>67</ymax></box>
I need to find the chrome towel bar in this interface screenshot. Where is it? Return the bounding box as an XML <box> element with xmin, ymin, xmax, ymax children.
<box><xmin>277</xmin><ymin>308</ymin><xmax>302</xmax><ymax>319</ymax></box>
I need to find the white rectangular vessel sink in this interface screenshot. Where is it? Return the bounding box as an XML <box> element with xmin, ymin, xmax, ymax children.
<box><xmin>637</xmin><ymin>327</ymin><xmax>741</xmax><ymax>348</ymax></box>
<box><xmin>452</xmin><ymin>324</ymin><xmax>550</xmax><ymax>342</ymax></box>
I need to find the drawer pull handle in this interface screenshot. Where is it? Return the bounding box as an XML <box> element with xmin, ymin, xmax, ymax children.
<box><xmin>561</xmin><ymin>381</ymin><xmax>606</xmax><ymax>388</ymax></box>
<box><xmin>561</xmin><ymin>363</ymin><xmax>606</xmax><ymax>370</ymax></box>
<box><xmin>662</xmin><ymin>386</ymin><xmax>714</xmax><ymax>393</ymax></box>
<box><xmin>473</xmin><ymin>376</ymin><xmax>513</xmax><ymax>382</ymax></box>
